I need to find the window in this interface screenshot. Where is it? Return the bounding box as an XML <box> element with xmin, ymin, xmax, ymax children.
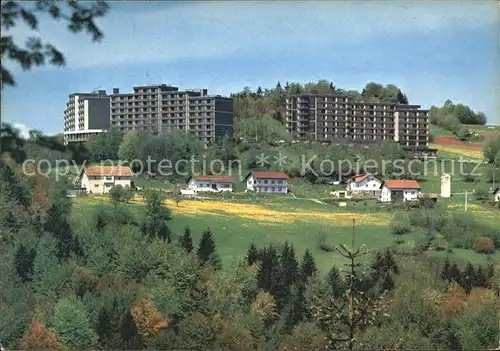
<box><xmin>278</xmin><ymin>187</ymin><xmax>282</xmax><ymax>192</ymax></box>
<box><xmin>271</xmin><ymin>180</ymin><xmax>275</xmax><ymax>184</ymax></box>
<box><xmin>264</xmin><ymin>180</ymin><xmax>268</xmax><ymax>184</ymax></box>
<box><xmin>271</xmin><ymin>187</ymin><xmax>275</xmax><ymax>192</ymax></box>
<box><xmin>94</xmin><ymin>184</ymin><xmax>99</xmax><ymax>188</ymax></box>
<box><xmin>248</xmin><ymin>180</ymin><xmax>252</xmax><ymax>185</ymax></box>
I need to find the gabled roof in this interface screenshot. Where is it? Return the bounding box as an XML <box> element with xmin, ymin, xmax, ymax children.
<box><xmin>380</xmin><ymin>180</ymin><xmax>421</xmax><ymax>190</ymax></box>
<box><xmin>189</xmin><ymin>175</ymin><xmax>233</xmax><ymax>183</ymax></box>
<box><xmin>246</xmin><ymin>171</ymin><xmax>290</xmax><ymax>180</ymax></box>
<box><xmin>348</xmin><ymin>173</ymin><xmax>380</xmax><ymax>183</ymax></box>
<box><xmin>84</xmin><ymin>166</ymin><xmax>133</xmax><ymax>177</ymax></box>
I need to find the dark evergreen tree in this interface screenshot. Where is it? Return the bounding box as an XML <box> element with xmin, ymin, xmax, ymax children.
<box><xmin>97</xmin><ymin>298</ymin><xmax>122</xmax><ymax>349</ymax></box>
<box><xmin>441</xmin><ymin>257</ymin><xmax>451</xmax><ymax>282</ymax></box>
<box><xmin>120</xmin><ymin>310</ymin><xmax>143</xmax><ymax>350</ymax></box>
<box><xmin>13</xmin><ymin>244</ymin><xmax>36</xmax><ymax>283</ymax></box>
<box><xmin>299</xmin><ymin>249</ymin><xmax>317</xmax><ymax>281</ymax></box>
<box><xmin>44</xmin><ymin>205</ymin><xmax>77</xmax><ymax>261</ymax></box>
<box><xmin>448</xmin><ymin>263</ymin><xmax>462</xmax><ymax>283</ymax></box>
<box><xmin>462</xmin><ymin>262</ymin><xmax>475</xmax><ymax>293</ymax></box>
<box><xmin>246</xmin><ymin>241</ymin><xmax>259</xmax><ymax>266</ymax></box>
<box><xmin>257</xmin><ymin>245</ymin><xmax>280</xmax><ymax>291</ymax></box>
<box><xmin>326</xmin><ymin>265</ymin><xmax>345</xmax><ymax>298</ymax></box>
<box><xmin>280</xmin><ymin>242</ymin><xmax>299</xmax><ymax>287</ymax></box>
<box><xmin>197</xmin><ymin>228</ymin><xmax>221</xmax><ymax>270</ymax></box>
<box><xmin>96</xmin><ymin>211</ymin><xmax>106</xmax><ymax>231</ymax></box>
<box><xmin>282</xmin><ymin>283</ymin><xmax>306</xmax><ymax>332</ymax></box>
<box><xmin>157</xmin><ymin>221</ymin><xmax>171</xmax><ymax>243</ymax></box>
<box><xmin>180</xmin><ymin>226</ymin><xmax>194</xmax><ymax>253</ymax></box>
<box><xmin>256</xmin><ymin>86</ymin><xmax>263</xmax><ymax>97</ymax></box>
<box><xmin>475</xmin><ymin>265</ymin><xmax>488</xmax><ymax>288</ymax></box>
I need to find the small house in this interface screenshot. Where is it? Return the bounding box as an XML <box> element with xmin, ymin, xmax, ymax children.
<box><xmin>379</xmin><ymin>180</ymin><xmax>421</xmax><ymax>203</ymax></box>
<box><xmin>493</xmin><ymin>188</ymin><xmax>500</xmax><ymax>202</ymax></box>
<box><xmin>80</xmin><ymin>166</ymin><xmax>133</xmax><ymax>195</ymax></box>
<box><xmin>187</xmin><ymin>175</ymin><xmax>233</xmax><ymax>193</ymax></box>
<box><xmin>346</xmin><ymin>173</ymin><xmax>382</xmax><ymax>195</ymax></box>
<box><xmin>245</xmin><ymin>171</ymin><xmax>289</xmax><ymax>194</ymax></box>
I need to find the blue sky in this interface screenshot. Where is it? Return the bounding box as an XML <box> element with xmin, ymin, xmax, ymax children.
<box><xmin>2</xmin><ymin>0</ymin><xmax>499</xmax><ymax>136</ymax></box>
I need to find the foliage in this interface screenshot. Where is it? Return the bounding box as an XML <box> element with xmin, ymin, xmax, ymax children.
<box><xmin>131</xmin><ymin>299</ymin><xmax>169</xmax><ymax>338</ymax></box>
<box><xmin>484</xmin><ymin>135</ymin><xmax>500</xmax><ymax>163</ymax></box>
<box><xmin>251</xmin><ymin>292</ymin><xmax>279</xmax><ymax>324</ymax></box>
<box><xmin>87</xmin><ymin>128</ymin><xmax>123</xmax><ymax>161</ymax></box>
<box><xmin>390</xmin><ymin>211</ymin><xmax>411</xmax><ymax>235</ymax></box>
<box><xmin>179</xmin><ymin>226</ymin><xmax>194</xmax><ymax>253</ymax></box>
<box><xmin>279</xmin><ymin>322</ymin><xmax>329</xmax><ymax>350</ymax></box>
<box><xmin>50</xmin><ymin>296</ymin><xmax>99</xmax><ymax>350</ymax></box>
<box><xmin>473</xmin><ymin>236</ymin><xmax>495</xmax><ymax>254</ymax></box>
<box><xmin>1</xmin><ymin>0</ymin><xmax>109</xmax><ymax>86</ymax></box>
<box><xmin>197</xmin><ymin>228</ymin><xmax>221</xmax><ymax>270</ymax></box>
<box><xmin>17</xmin><ymin>321</ymin><xmax>63</xmax><ymax>350</ymax></box>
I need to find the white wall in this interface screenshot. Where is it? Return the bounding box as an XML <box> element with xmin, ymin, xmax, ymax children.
<box><xmin>188</xmin><ymin>179</ymin><xmax>232</xmax><ymax>192</ymax></box>
<box><xmin>347</xmin><ymin>176</ymin><xmax>381</xmax><ymax>192</ymax></box>
<box><xmin>380</xmin><ymin>186</ymin><xmax>420</xmax><ymax>202</ymax></box>
<box><xmin>247</xmin><ymin>176</ymin><xmax>288</xmax><ymax>193</ymax></box>
<box><xmin>81</xmin><ymin>174</ymin><xmax>131</xmax><ymax>195</ymax></box>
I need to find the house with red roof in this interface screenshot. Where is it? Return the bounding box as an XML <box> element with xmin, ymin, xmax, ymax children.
<box><xmin>245</xmin><ymin>171</ymin><xmax>289</xmax><ymax>194</ymax></box>
<box><xmin>187</xmin><ymin>175</ymin><xmax>233</xmax><ymax>193</ymax></box>
<box><xmin>379</xmin><ymin>179</ymin><xmax>421</xmax><ymax>203</ymax></box>
<box><xmin>346</xmin><ymin>173</ymin><xmax>382</xmax><ymax>195</ymax></box>
<box><xmin>80</xmin><ymin>165</ymin><xmax>133</xmax><ymax>195</ymax></box>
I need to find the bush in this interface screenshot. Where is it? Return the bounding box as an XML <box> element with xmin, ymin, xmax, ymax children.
<box><xmin>473</xmin><ymin>237</ymin><xmax>495</xmax><ymax>254</ymax></box>
<box><xmin>390</xmin><ymin>211</ymin><xmax>412</xmax><ymax>235</ymax></box>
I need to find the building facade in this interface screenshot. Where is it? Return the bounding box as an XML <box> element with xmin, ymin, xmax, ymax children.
<box><xmin>285</xmin><ymin>93</ymin><xmax>429</xmax><ymax>147</ymax></box>
<box><xmin>63</xmin><ymin>90</ymin><xmax>110</xmax><ymax>144</ymax></box>
<box><xmin>80</xmin><ymin>166</ymin><xmax>133</xmax><ymax>195</ymax></box>
<box><xmin>245</xmin><ymin>171</ymin><xmax>289</xmax><ymax>193</ymax></box>
<box><xmin>109</xmin><ymin>84</ymin><xmax>233</xmax><ymax>144</ymax></box>
<box><xmin>63</xmin><ymin>84</ymin><xmax>233</xmax><ymax>145</ymax></box>
<box><xmin>346</xmin><ymin>174</ymin><xmax>382</xmax><ymax>195</ymax></box>
<box><xmin>187</xmin><ymin>175</ymin><xmax>233</xmax><ymax>192</ymax></box>
<box><xmin>379</xmin><ymin>180</ymin><xmax>421</xmax><ymax>202</ymax></box>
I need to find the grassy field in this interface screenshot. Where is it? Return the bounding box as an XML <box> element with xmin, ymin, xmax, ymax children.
<box><xmin>73</xmin><ymin>189</ymin><xmax>500</xmax><ymax>274</ymax></box>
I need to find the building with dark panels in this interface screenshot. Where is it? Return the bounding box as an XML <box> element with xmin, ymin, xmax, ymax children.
<box><xmin>63</xmin><ymin>84</ymin><xmax>233</xmax><ymax>145</ymax></box>
<box><xmin>285</xmin><ymin>93</ymin><xmax>429</xmax><ymax>147</ymax></box>
<box><xmin>109</xmin><ymin>84</ymin><xmax>233</xmax><ymax>144</ymax></box>
<box><xmin>63</xmin><ymin>90</ymin><xmax>110</xmax><ymax>144</ymax></box>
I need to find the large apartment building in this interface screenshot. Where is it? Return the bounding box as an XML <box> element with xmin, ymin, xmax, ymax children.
<box><xmin>63</xmin><ymin>90</ymin><xmax>111</xmax><ymax>144</ymax></box>
<box><xmin>285</xmin><ymin>93</ymin><xmax>429</xmax><ymax>147</ymax></box>
<box><xmin>63</xmin><ymin>84</ymin><xmax>233</xmax><ymax>145</ymax></box>
<box><xmin>109</xmin><ymin>84</ymin><xmax>233</xmax><ymax>144</ymax></box>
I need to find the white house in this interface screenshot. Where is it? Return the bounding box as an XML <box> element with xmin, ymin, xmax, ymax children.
<box><xmin>245</xmin><ymin>171</ymin><xmax>289</xmax><ymax>194</ymax></box>
<box><xmin>493</xmin><ymin>188</ymin><xmax>500</xmax><ymax>202</ymax></box>
<box><xmin>187</xmin><ymin>175</ymin><xmax>233</xmax><ymax>193</ymax></box>
<box><xmin>379</xmin><ymin>180</ymin><xmax>421</xmax><ymax>203</ymax></box>
<box><xmin>346</xmin><ymin>174</ymin><xmax>382</xmax><ymax>195</ymax></box>
<box><xmin>80</xmin><ymin>166</ymin><xmax>133</xmax><ymax>195</ymax></box>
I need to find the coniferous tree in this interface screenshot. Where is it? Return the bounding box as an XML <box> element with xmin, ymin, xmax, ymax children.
<box><xmin>96</xmin><ymin>211</ymin><xmax>106</xmax><ymax>232</ymax></box>
<box><xmin>157</xmin><ymin>221</ymin><xmax>171</xmax><ymax>243</ymax></box>
<box><xmin>247</xmin><ymin>241</ymin><xmax>259</xmax><ymax>266</ymax></box>
<box><xmin>280</xmin><ymin>242</ymin><xmax>299</xmax><ymax>288</ymax></box>
<box><xmin>462</xmin><ymin>262</ymin><xmax>475</xmax><ymax>293</ymax></box>
<box><xmin>441</xmin><ymin>257</ymin><xmax>451</xmax><ymax>282</ymax></box>
<box><xmin>448</xmin><ymin>263</ymin><xmax>462</xmax><ymax>283</ymax></box>
<box><xmin>326</xmin><ymin>266</ymin><xmax>345</xmax><ymax>298</ymax></box>
<box><xmin>197</xmin><ymin>228</ymin><xmax>221</xmax><ymax>270</ymax></box>
<box><xmin>120</xmin><ymin>310</ymin><xmax>143</xmax><ymax>350</ymax></box>
<box><xmin>475</xmin><ymin>265</ymin><xmax>488</xmax><ymax>288</ymax></box>
<box><xmin>257</xmin><ymin>245</ymin><xmax>279</xmax><ymax>291</ymax></box>
<box><xmin>180</xmin><ymin>226</ymin><xmax>194</xmax><ymax>253</ymax></box>
<box><xmin>14</xmin><ymin>244</ymin><xmax>36</xmax><ymax>283</ymax></box>
<box><xmin>44</xmin><ymin>205</ymin><xmax>77</xmax><ymax>261</ymax></box>
<box><xmin>300</xmin><ymin>249</ymin><xmax>317</xmax><ymax>282</ymax></box>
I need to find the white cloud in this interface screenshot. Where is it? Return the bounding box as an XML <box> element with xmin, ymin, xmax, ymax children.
<box><xmin>12</xmin><ymin>123</ymin><xmax>32</xmax><ymax>139</ymax></box>
<box><xmin>4</xmin><ymin>1</ymin><xmax>497</xmax><ymax>70</ymax></box>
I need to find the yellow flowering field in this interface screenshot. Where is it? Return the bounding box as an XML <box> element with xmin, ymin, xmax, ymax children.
<box><xmin>162</xmin><ymin>199</ymin><xmax>390</xmax><ymax>226</ymax></box>
<box><xmin>428</xmin><ymin>143</ymin><xmax>483</xmax><ymax>160</ymax></box>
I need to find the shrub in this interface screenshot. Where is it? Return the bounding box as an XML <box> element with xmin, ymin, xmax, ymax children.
<box><xmin>473</xmin><ymin>237</ymin><xmax>495</xmax><ymax>254</ymax></box>
<box><xmin>390</xmin><ymin>211</ymin><xmax>412</xmax><ymax>235</ymax></box>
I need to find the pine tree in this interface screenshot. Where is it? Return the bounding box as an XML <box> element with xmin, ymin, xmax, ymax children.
<box><xmin>96</xmin><ymin>211</ymin><xmax>106</xmax><ymax>232</ymax></box>
<box><xmin>44</xmin><ymin>205</ymin><xmax>77</xmax><ymax>261</ymax></box>
<box><xmin>257</xmin><ymin>245</ymin><xmax>279</xmax><ymax>291</ymax></box>
<box><xmin>300</xmin><ymin>249</ymin><xmax>317</xmax><ymax>282</ymax></box>
<box><xmin>120</xmin><ymin>310</ymin><xmax>143</xmax><ymax>350</ymax></box>
<box><xmin>475</xmin><ymin>265</ymin><xmax>488</xmax><ymax>288</ymax></box>
<box><xmin>14</xmin><ymin>244</ymin><xmax>36</xmax><ymax>283</ymax></box>
<box><xmin>462</xmin><ymin>262</ymin><xmax>475</xmax><ymax>293</ymax></box>
<box><xmin>326</xmin><ymin>266</ymin><xmax>345</xmax><ymax>298</ymax></box>
<box><xmin>157</xmin><ymin>221</ymin><xmax>171</xmax><ymax>243</ymax></box>
<box><xmin>448</xmin><ymin>263</ymin><xmax>462</xmax><ymax>283</ymax></box>
<box><xmin>180</xmin><ymin>226</ymin><xmax>194</xmax><ymax>253</ymax></box>
<box><xmin>280</xmin><ymin>242</ymin><xmax>299</xmax><ymax>287</ymax></box>
<box><xmin>441</xmin><ymin>257</ymin><xmax>451</xmax><ymax>282</ymax></box>
<box><xmin>197</xmin><ymin>228</ymin><xmax>221</xmax><ymax>270</ymax></box>
<box><xmin>246</xmin><ymin>241</ymin><xmax>259</xmax><ymax>266</ymax></box>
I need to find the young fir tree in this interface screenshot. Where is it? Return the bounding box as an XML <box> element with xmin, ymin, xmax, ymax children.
<box><xmin>275</xmin><ymin>242</ymin><xmax>299</xmax><ymax>310</ymax></box>
<box><xmin>14</xmin><ymin>244</ymin><xmax>36</xmax><ymax>283</ymax></box>
<box><xmin>197</xmin><ymin>228</ymin><xmax>221</xmax><ymax>270</ymax></box>
<box><xmin>326</xmin><ymin>266</ymin><xmax>345</xmax><ymax>298</ymax></box>
<box><xmin>300</xmin><ymin>249</ymin><xmax>317</xmax><ymax>282</ymax></box>
<box><xmin>180</xmin><ymin>226</ymin><xmax>194</xmax><ymax>253</ymax></box>
<box><xmin>246</xmin><ymin>241</ymin><xmax>259</xmax><ymax>266</ymax></box>
<box><xmin>462</xmin><ymin>261</ymin><xmax>476</xmax><ymax>293</ymax></box>
<box><xmin>257</xmin><ymin>245</ymin><xmax>280</xmax><ymax>292</ymax></box>
<box><xmin>157</xmin><ymin>221</ymin><xmax>172</xmax><ymax>243</ymax></box>
<box><xmin>441</xmin><ymin>257</ymin><xmax>451</xmax><ymax>282</ymax></box>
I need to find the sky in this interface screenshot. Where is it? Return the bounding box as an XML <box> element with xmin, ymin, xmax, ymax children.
<box><xmin>2</xmin><ymin>0</ymin><xmax>499</xmax><ymax>135</ymax></box>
